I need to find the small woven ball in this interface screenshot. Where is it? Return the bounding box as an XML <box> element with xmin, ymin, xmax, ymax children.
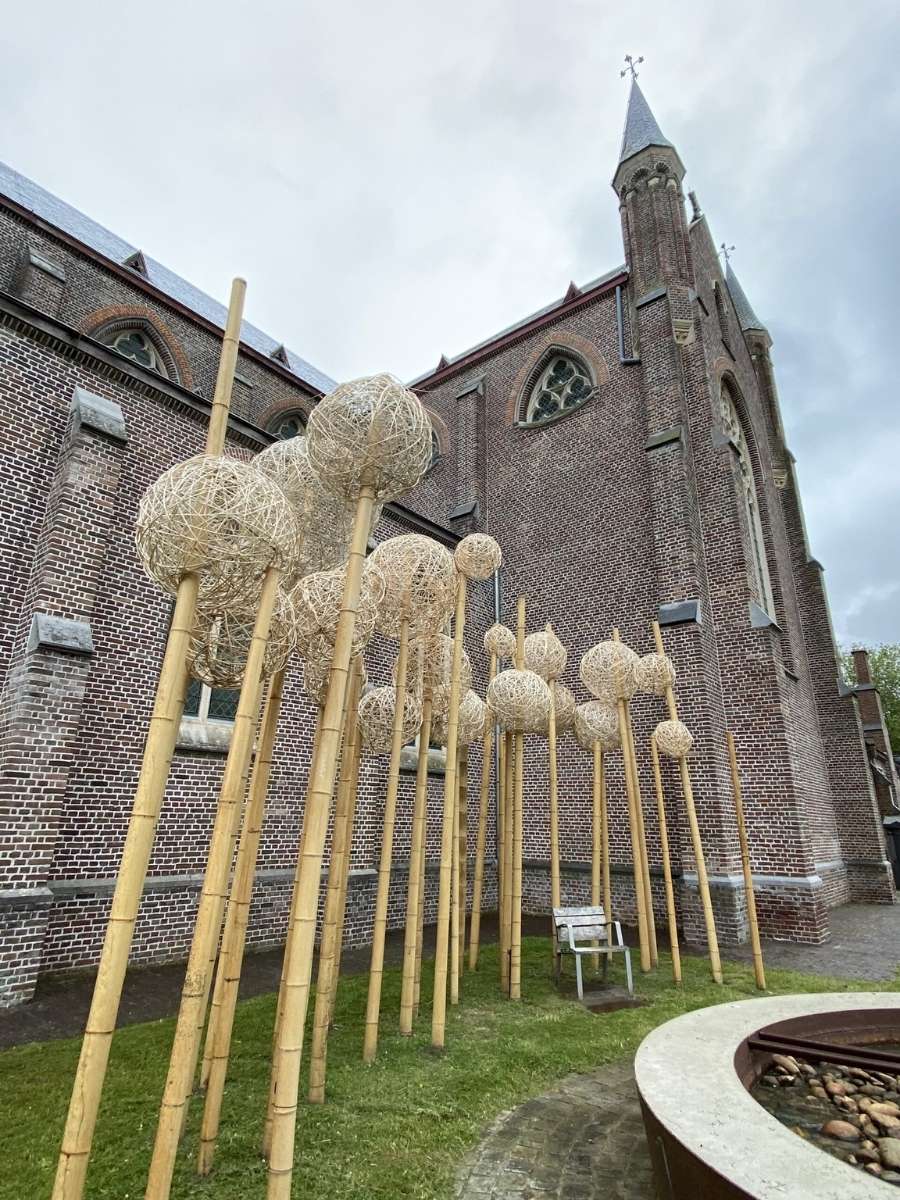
<box><xmin>301</xmin><ymin>655</ymin><xmax>367</xmax><ymax>708</ymax></box>
<box><xmin>189</xmin><ymin>587</ymin><xmax>298</xmax><ymax>687</ymax></box>
<box><xmin>486</xmin><ymin>669</ymin><xmax>551</xmax><ymax>734</ymax></box>
<box><xmin>306</xmin><ymin>374</ymin><xmax>432</xmax><ymax>502</ymax></box>
<box><xmin>295</xmin><ymin>559</ymin><xmax>386</xmax><ymax>656</ymax></box>
<box><xmin>654</xmin><ymin>718</ymin><xmax>693</xmax><ymax>759</ymax></box>
<box><xmin>135</xmin><ymin>455</ymin><xmax>301</xmax><ymax>608</ymax></box>
<box><xmin>636</xmin><ymin>652</ymin><xmax>676</xmax><ymax>696</ymax></box>
<box><xmin>524</xmin><ymin>625</ymin><xmax>567</xmax><ymax>681</ymax></box>
<box><xmin>416</xmin><ymin>634</ymin><xmax>473</xmax><ymax>716</ymax></box>
<box><xmin>357</xmin><ymin>685</ymin><xmax>423</xmax><ymax>754</ymax></box>
<box><xmin>369</xmin><ymin>534</ymin><xmax>458</xmax><ymax>639</ymax></box>
<box><xmin>484</xmin><ymin>623</ymin><xmax>516</xmax><ymax>661</ymax></box>
<box><xmin>454</xmin><ymin>533</ymin><xmax>502</xmax><ymax>581</ymax></box>
<box><xmin>580</xmin><ymin>640</ymin><xmax>639</xmax><ymax>703</ymax></box>
<box><xmin>432</xmin><ymin>689</ymin><xmax>487</xmax><ymax>747</ymax></box>
<box><xmin>573</xmin><ymin>701</ymin><xmax>620</xmax><ymax>753</ymax></box>
<box><xmin>551</xmin><ymin>682</ymin><xmax>577</xmax><ymax>734</ymax></box>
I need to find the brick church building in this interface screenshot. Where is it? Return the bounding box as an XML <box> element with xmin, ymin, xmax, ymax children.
<box><xmin>0</xmin><ymin>81</ymin><xmax>893</xmax><ymax>1006</ymax></box>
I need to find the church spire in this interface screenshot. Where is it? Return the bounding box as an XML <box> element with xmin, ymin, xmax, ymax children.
<box><xmin>725</xmin><ymin>263</ymin><xmax>767</xmax><ymax>334</ymax></box>
<box><xmin>618</xmin><ymin>79</ymin><xmax>674</xmax><ymax>166</ymax></box>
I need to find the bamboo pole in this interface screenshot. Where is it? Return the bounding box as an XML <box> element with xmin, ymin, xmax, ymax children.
<box><xmin>649</xmin><ymin>736</ymin><xmax>682</xmax><ymax>985</ymax></box>
<box><xmin>500</xmin><ymin>730</ymin><xmax>514</xmax><ymax>993</ymax></box>
<box><xmin>146</xmin><ymin>564</ymin><xmax>279</xmax><ymax>1199</ymax></box>
<box><xmin>362</xmin><ymin>618</ymin><xmax>411</xmax><ymax>1061</ymax></box>
<box><xmin>331</xmin><ymin>688</ymin><xmax>365</xmax><ymax>994</ymax></box>
<box><xmin>459</xmin><ymin>744</ymin><xmax>469</xmax><ymax>976</ymax></box>
<box><xmin>600</xmin><ymin>752</ymin><xmax>611</xmax><ymax>921</ymax></box>
<box><xmin>450</xmin><ymin>748</ymin><xmax>461</xmax><ymax>1005</ymax></box>
<box><xmin>261</xmin><ymin>705</ymin><xmax>323</xmax><ymax>1159</ymax></box>
<box><xmin>266</xmin><ymin>487</ymin><xmax>376</xmax><ymax>1200</ymax></box>
<box><xmin>509</xmin><ymin>597</ymin><xmax>525</xmax><ymax>1001</ymax></box>
<box><xmin>468</xmin><ymin>652</ymin><xmax>496</xmax><ymax>970</ymax></box>
<box><xmin>52</xmin><ymin>278</ymin><xmax>246</xmax><ymax>1200</ymax></box>
<box><xmin>726</xmin><ymin>731</ymin><xmax>765</xmax><ymax>990</ymax></box>
<box><xmin>621</xmin><ymin>698</ymin><xmax>658</xmax><ymax>967</ymax></box>
<box><xmin>413</xmin><ymin>824</ymin><xmax>427</xmax><ymax>1017</ymax></box>
<box><xmin>430</xmin><ymin>574</ymin><xmax>467</xmax><ymax>1050</ymax></box>
<box><xmin>197</xmin><ymin>668</ymin><xmax>286</xmax><ymax>1172</ymax></box>
<box><xmin>591</xmin><ymin>740</ymin><xmax>602</xmax><ymax>972</ymax></box>
<box><xmin>308</xmin><ymin>657</ymin><xmax>365</xmax><ymax>1100</ymax></box>
<box><xmin>548</xmin><ymin>680</ymin><xmax>561</xmax><ymax>913</ymax></box>
<box><xmin>651</xmin><ymin>621</ymin><xmax>722</xmax><ymax>984</ymax></box>
<box><xmin>610</xmin><ymin>630</ymin><xmax>651</xmax><ymax>973</ymax></box>
<box><xmin>399</xmin><ymin>694</ymin><xmax>433</xmax><ymax>1033</ymax></box>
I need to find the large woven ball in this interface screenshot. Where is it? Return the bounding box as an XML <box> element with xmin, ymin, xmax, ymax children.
<box><xmin>486</xmin><ymin>669</ymin><xmax>551</xmax><ymax>734</ymax></box>
<box><xmin>302</xmin><ymin>655</ymin><xmax>367</xmax><ymax>708</ymax></box>
<box><xmin>369</xmin><ymin>534</ymin><xmax>458</xmax><ymax>639</ymax></box>
<box><xmin>358</xmin><ymin>685</ymin><xmax>423</xmax><ymax>755</ymax></box>
<box><xmin>255</xmin><ymin>436</ymin><xmax>383</xmax><ymax>579</ymax></box>
<box><xmin>454</xmin><ymin>533</ymin><xmax>502</xmax><ymax>581</ymax></box>
<box><xmin>580</xmin><ymin>640</ymin><xmax>639</xmax><ymax>703</ymax></box>
<box><xmin>406</xmin><ymin>633</ymin><xmax>473</xmax><ymax>715</ymax></box>
<box><xmin>135</xmin><ymin>455</ymin><xmax>301</xmax><ymax>608</ymax></box>
<box><xmin>484</xmin><ymin>623</ymin><xmax>516</xmax><ymax>661</ymax></box>
<box><xmin>189</xmin><ymin>587</ymin><xmax>299</xmax><ymax>688</ymax></box>
<box><xmin>654</xmin><ymin>718</ymin><xmax>693</xmax><ymax>759</ymax></box>
<box><xmin>432</xmin><ymin>688</ymin><xmax>487</xmax><ymax>747</ymax></box>
<box><xmin>524</xmin><ymin>626</ymin><xmax>567</xmax><ymax>681</ymax></box>
<box><xmin>551</xmin><ymin>683</ymin><xmax>577</xmax><ymax>734</ymax></box>
<box><xmin>636</xmin><ymin>652</ymin><xmax>676</xmax><ymax>696</ymax></box>
<box><xmin>295</xmin><ymin>559</ymin><xmax>386</xmax><ymax>657</ymax></box>
<box><xmin>306</xmin><ymin>374</ymin><xmax>432</xmax><ymax>502</ymax></box>
<box><xmin>573</xmin><ymin>701</ymin><xmax>620</xmax><ymax>753</ymax></box>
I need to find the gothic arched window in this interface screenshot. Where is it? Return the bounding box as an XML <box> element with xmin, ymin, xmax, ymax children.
<box><xmin>721</xmin><ymin>384</ymin><xmax>775</xmax><ymax>616</ymax></box>
<box><xmin>268</xmin><ymin>411</ymin><xmax>306</xmax><ymax>440</ymax></box>
<box><xmin>99</xmin><ymin>325</ymin><xmax>171</xmax><ymax>378</ymax></box>
<box><xmin>524</xmin><ymin>353</ymin><xmax>594</xmax><ymax>425</ymax></box>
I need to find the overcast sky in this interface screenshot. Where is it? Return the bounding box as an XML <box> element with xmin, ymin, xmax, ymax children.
<box><xmin>3</xmin><ymin>0</ymin><xmax>898</xmax><ymax>648</ymax></box>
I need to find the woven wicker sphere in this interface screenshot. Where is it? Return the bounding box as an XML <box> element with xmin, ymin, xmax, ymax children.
<box><xmin>636</xmin><ymin>652</ymin><xmax>676</xmax><ymax>697</ymax></box>
<box><xmin>301</xmin><ymin>653</ymin><xmax>367</xmax><ymax>708</ymax></box>
<box><xmin>580</xmin><ymin>640</ymin><xmax>640</xmax><ymax>703</ymax></box>
<box><xmin>484</xmin><ymin>623</ymin><xmax>516</xmax><ymax>661</ymax></box>
<box><xmin>454</xmin><ymin>533</ymin><xmax>502</xmax><ymax>582</ymax></box>
<box><xmin>306</xmin><ymin>374</ymin><xmax>432</xmax><ymax>502</ymax></box>
<box><xmin>432</xmin><ymin>688</ymin><xmax>486</xmax><ymax>747</ymax></box>
<box><xmin>573</xmin><ymin>701</ymin><xmax>620</xmax><ymax>754</ymax></box>
<box><xmin>415</xmin><ymin>634</ymin><xmax>473</xmax><ymax>716</ymax></box>
<box><xmin>189</xmin><ymin>587</ymin><xmax>299</xmax><ymax>688</ymax></box>
<box><xmin>654</xmin><ymin>718</ymin><xmax>694</xmax><ymax>759</ymax></box>
<box><xmin>357</xmin><ymin>685</ymin><xmax>423</xmax><ymax>754</ymax></box>
<box><xmin>295</xmin><ymin>558</ymin><xmax>386</xmax><ymax>657</ymax></box>
<box><xmin>551</xmin><ymin>683</ymin><xmax>577</xmax><ymax>734</ymax></box>
<box><xmin>524</xmin><ymin>626</ymin><xmax>567</xmax><ymax>681</ymax></box>
<box><xmin>369</xmin><ymin>534</ymin><xmax>458</xmax><ymax>639</ymax></box>
<box><xmin>486</xmin><ymin>669</ymin><xmax>551</xmax><ymax>734</ymax></box>
<box><xmin>135</xmin><ymin>455</ymin><xmax>301</xmax><ymax>608</ymax></box>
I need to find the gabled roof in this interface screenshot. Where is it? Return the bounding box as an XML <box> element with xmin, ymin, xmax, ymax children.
<box><xmin>618</xmin><ymin>80</ymin><xmax>674</xmax><ymax>165</ymax></box>
<box><xmin>0</xmin><ymin>160</ymin><xmax>335</xmax><ymax>395</ymax></box>
<box><xmin>725</xmin><ymin>263</ymin><xmax>767</xmax><ymax>333</ymax></box>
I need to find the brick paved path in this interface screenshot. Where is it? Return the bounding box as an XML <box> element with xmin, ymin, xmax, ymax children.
<box><xmin>455</xmin><ymin>1060</ymin><xmax>653</xmax><ymax>1200</ymax></box>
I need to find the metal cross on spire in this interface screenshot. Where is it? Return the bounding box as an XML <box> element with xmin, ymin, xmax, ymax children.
<box><xmin>719</xmin><ymin>242</ymin><xmax>736</xmax><ymax>263</ymax></box>
<box><xmin>620</xmin><ymin>54</ymin><xmax>644</xmax><ymax>80</ymax></box>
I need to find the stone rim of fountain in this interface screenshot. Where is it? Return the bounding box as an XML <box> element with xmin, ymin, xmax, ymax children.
<box><xmin>634</xmin><ymin>992</ymin><xmax>900</xmax><ymax>1199</ymax></box>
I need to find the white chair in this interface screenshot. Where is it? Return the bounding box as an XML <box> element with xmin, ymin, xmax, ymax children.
<box><xmin>552</xmin><ymin>904</ymin><xmax>633</xmax><ymax>999</ymax></box>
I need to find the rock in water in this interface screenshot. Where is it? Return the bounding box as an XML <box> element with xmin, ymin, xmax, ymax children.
<box><xmin>821</xmin><ymin>1120</ymin><xmax>860</xmax><ymax>1142</ymax></box>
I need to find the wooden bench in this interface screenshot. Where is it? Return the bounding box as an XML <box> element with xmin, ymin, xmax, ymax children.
<box><xmin>552</xmin><ymin>905</ymin><xmax>633</xmax><ymax>999</ymax></box>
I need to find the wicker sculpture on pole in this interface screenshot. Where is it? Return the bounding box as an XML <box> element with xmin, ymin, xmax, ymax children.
<box><xmin>651</xmin><ymin>620</ymin><xmax>722</xmax><ymax>984</ymax></box>
<box><xmin>649</xmin><ymin>730</ymin><xmax>682</xmax><ymax>986</ymax></box>
<box><xmin>52</xmin><ymin>279</ymin><xmax>247</xmax><ymax>1200</ymax></box>
<box><xmin>468</xmin><ymin>622</ymin><xmax>514</xmax><ymax>971</ymax></box>
<box><xmin>574</xmin><ymin>700</ymin><xmax>619</xmax><ymax>962</ymax></box>
<box><xmin>580</xmin><ymin>635</ymin><xmax>653</xmax><ymax>973</ymax></box>
<box><xmin>524</xmin><ymin>624</ymin><xmax>568</xmax><ymax>915</ymax></box>
<box><xmin>725</xmin><ymin>731</ymin><xmax>766</xmax><ymax>990</ymax></box>
<box><xmin>267</xmin><ymin>374</ymin><xmax>432</xmax><ymax>1200</ymax></box>
<box><xmin>431</xmin><ymin>533</ymin><xmax>502</xmax><ymax>1050</ymax></box>
<box><xmin>362</xmin><ymin>534</ymin><xmax>456</xmax><ymax>1063</ymax></box>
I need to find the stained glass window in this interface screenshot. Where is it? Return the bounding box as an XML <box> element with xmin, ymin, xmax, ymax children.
<box><xmin>270</xmin><ymin>413</ymin><xmax>305</xmax><ymax>440</ymax></box>
<box><xmin>525</xmin><ymin>355</ymin><xmax>594</xmax><ymax>424</ymax></box>
<box><xmin>105</xmin><ymin>328</ymin><xmax>165</xmax><ymax>375</ymax></box>
<box><xmin>721</xmin><ymin>386</ymin><xmax>775</xmax><ymax>616</ymax></box>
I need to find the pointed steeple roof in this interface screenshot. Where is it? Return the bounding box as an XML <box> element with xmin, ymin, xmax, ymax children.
<box><xmin>725</xmin><ymin>263</ymin><xmax>767</xmax><ymax>333</ymax></box>
<box><xmin>619</xmin><ymin>80</ymin><xmax>674</xmax><ymax>165</ymax></box>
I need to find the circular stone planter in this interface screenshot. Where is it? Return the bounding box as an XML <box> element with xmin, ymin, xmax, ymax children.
<box><xmin>634</xmin><ymin>992</ymin><xmax>900</xmax><ymax>1199</ymax></box>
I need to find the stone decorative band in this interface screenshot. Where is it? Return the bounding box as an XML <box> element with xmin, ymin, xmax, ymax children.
<box><xmin>0</xmin><ymin>887</ymin><xmax>54</xmax><ymax>911</ymax></box>
<box><xmin>645</xmin><ymin>425</ymin><xmax>682</xmax><ymax>451</ymax></box>
<box><xmin>681</xmin><ymin>870</ymin><xmax>827</xmax><ymax>892</ymax></box>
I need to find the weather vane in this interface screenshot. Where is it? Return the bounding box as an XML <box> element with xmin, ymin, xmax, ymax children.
<box><xmin>620</xmin><ymin>54</ymin><xmax>643</xmax><ymax>81</ymax></box>
<box><xmin>718</xmin><ymin>243</ymin><xmax>736</xmax><ymax>263</ymax></box>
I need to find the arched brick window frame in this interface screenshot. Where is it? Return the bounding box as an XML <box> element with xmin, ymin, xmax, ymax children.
<box><xmin>256</xmin><ymin>398</ymin><xmax>314</xmax><ymax>438</ymax></box>
<box><xmin>82</xmin><ymin>306</ymin><xmax>193</xmax><ymax>388</ymax></box>
<box><xmin>506</xmin><ymin>330</ymin><xmax>609</xmax><ymax>426</ymax></box>
<box><xmin>423</xmin><ymin>405</ymin><xmax>449</xmax><ymax>472</ymax></box>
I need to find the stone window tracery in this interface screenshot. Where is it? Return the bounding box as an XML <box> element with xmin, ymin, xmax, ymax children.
<box><xmin>101</xmin><ymin>327</ymin><xmax>168</xmax><ymax>377</ymax></box>
<box><xmin>523</xmin><ymin>354</ymin><xmax>594</xmax><ymax>425</ymax></box>
<box><xmin>269</xmin><ymin>411</ymin><xmax>305</xmax><ymax>440</ymax></box>
<box><xmin>721</xmin><ymin>385</ymin><xmax>775</xmax><ymax>617</ymax></box>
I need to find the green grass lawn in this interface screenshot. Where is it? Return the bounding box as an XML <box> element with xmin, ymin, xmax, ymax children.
<box><xmin>3</xmin><ymin>938</ymin><xmax>896</xmax><ymax>1199</ymax></box>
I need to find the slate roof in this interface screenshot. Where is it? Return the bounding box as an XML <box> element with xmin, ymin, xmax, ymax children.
<box><xmin>725</xmin><ymin>263</ymin><xmax>767</xmax><ymax>333</ymax></box>
<box><xmin>0</xmin><ymin>160</ymin><xmax>335</xmax><ymax>395</ymax></box>
<box><xmin>618</xmin><ymin>80</ymin><xmax>674</xmax><ymax>164</ymax></box>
